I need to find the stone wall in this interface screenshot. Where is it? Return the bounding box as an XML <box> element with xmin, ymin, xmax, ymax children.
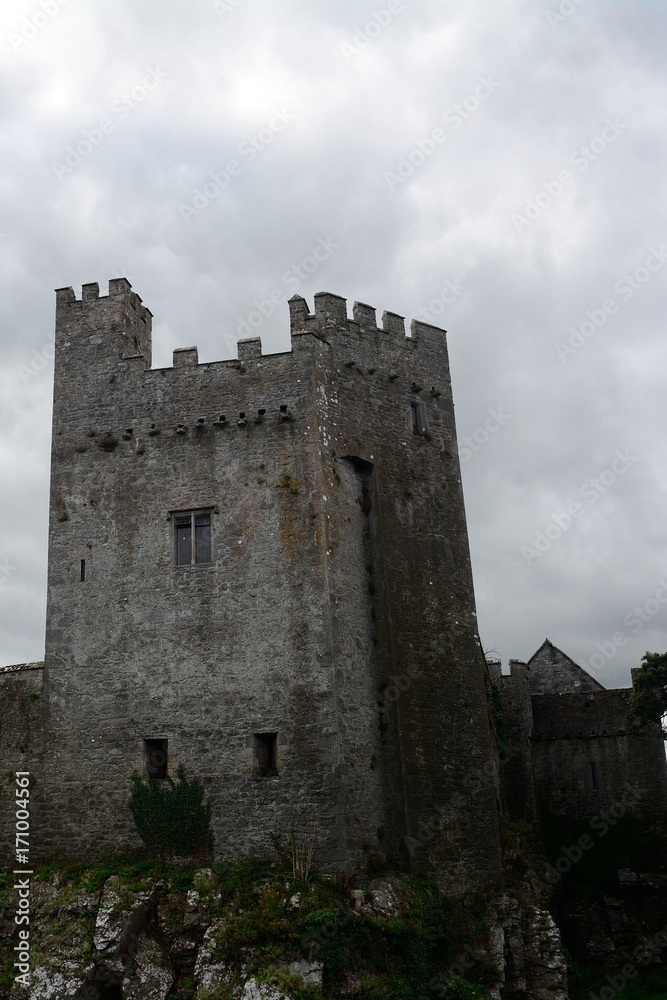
<box><xmin>491</xmin><ymin>661</ymin><xmax>539</xmax><ymax>824</ymax></box>
<box><xmin>498</xmin><ymin>645</ymin><xmax>667</xmax><ymax>827</ymax></box>
<box><xmin>532</xmin><ymin>690</ymin><xmax>667</xmax><ymax>822</ymax></box>
<box><xmin>0</xmin><ymin>665</ymin><xmax>44</xmax><ymax>863</ymax></box>
<box><xmin>526</xmin><ymin>639</ymin><xmax>603</xmax><ymax>695</ymax></box>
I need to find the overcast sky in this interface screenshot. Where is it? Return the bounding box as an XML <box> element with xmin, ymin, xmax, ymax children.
<box><xmin>1</xmin><ymin>0</ymin><xmax>666</xmax><ymax>689</ymax></box>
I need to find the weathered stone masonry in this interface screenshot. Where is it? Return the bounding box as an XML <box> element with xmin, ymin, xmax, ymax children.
<box><xmin>0</xmin><ymin>278</ymin><xmax>502</xmax><ymax>897</ymax></box>
<box><xmin>490</xmin><ymin>640</ymin><xmax>667</xmax><ymax>826</ymax></box>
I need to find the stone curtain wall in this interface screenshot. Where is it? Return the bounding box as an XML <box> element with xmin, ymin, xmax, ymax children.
<box><xmin>532</xmin><ymin>690</ymin><xmax>667</xmax><ymax>822</ymax></box>
<box><xmin>497</xmin><ymin>649</ymin><xmax>667</xmax><ymax>827</ymax></box>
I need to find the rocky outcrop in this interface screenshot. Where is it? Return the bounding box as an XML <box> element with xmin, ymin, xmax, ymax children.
<box><xmin>1</xmin><ymin>868</ymin><xmax>573</xmax><ymax>999</ymax></box>
<box><xmin>486</xmin><ymin>898</ymin><xmax>568</xmax><ymax>1000</ymax></box>
<box><xmin>558</xmin><ymin>868</ymin><xmax>667</xmax><ymax>970</ymax></box>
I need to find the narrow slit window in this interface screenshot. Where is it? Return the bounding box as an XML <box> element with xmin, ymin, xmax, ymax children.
<box><xmin>144</xmin><ymin>738</ymin><xmax>168</xmax><ymax>780</ymax></box>
<box><xmin>586</xmin><ymin>761</ymin><xmax>600</xmax><ymax>792</ymax></box>
<box><xmin>410</xmin><ymin>401</ymin><xmax>427</xmax><ymax>436</ymax></box>
<box><xmin>80</xmin><ymin>559</ymin><xmax>86</xmax><ymax>582</ymax></box>
<box><xmin>253</xmin><ymin>733</ymin><xmax>278</xmax><ymax>777</ymax></box>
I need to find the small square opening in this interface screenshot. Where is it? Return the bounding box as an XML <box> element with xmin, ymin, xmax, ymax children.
<box><xmin>144</xmin><ymin>738</ymin><xmax>168</xmax><ymax>780</ymax></box>
<box><xmin>253</xmin><ymin>733</ymin><xmax>277</xmax><ymax>777</ymax></box>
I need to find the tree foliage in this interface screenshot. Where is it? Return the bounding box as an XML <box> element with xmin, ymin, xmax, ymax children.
<box><xmin>627</xmin><ymin>651</ymin><xmax>667</xmax><ymax>739</ymax></box>
<box><xmin>129</xmin><ymin>765</ymin><xmax>213</xmax><ymax>859</ymax></box>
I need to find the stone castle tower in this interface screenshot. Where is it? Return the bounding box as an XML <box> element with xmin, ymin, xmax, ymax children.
<box><xmin>17</xmin><ymin>278</ymin><xmax>502</xmax><ymax>895</ymax></box>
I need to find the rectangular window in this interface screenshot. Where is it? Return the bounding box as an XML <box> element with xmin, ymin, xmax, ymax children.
<box><xmin>253</xmin><ymin>733</ymin><xmax>278</xmax><ymax>777</ymax></box>
<box><xmin>144</xmin><ymin>738</ymin><xmax>168</xmax><ymax>780</ymax></box>
<box><xmin>174</xmin><ymin>510</ymin><xmax>212</xmax><ymax>566</ymax></box>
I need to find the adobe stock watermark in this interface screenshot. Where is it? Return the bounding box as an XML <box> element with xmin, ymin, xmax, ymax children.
<box><xmin>377</xmin><ymin>663</ymin><xmax>423</xmax><ymax>725</ymax></box>
<box><xmin>8</xmin><ymin>0</ymin><xmax>71</xmax><ymax>53</ymax></box>
<box><xmin>403</xmin><ymin>739</ymin><xmax>515</xmax><ymax>861</ymax></box>
<box><xmin>17</xmin><ymin>342</ymin><xmax>54</xmax><ymax>385</ymax></box>
<box><xmin>555</xmin><ymin>246</ymin><xmax>667</xmax><ymax>362</ymax></box>
<box><xmin>521</xmin><ymin>449</ymin><xmax>638</xmax><ymax>566</ymax></box>
<box><xmin>14</xmin><ymin>772</ymin><xmax>32</xmax><ymax>988</ymax></box>
<box><xmin>535</xmin><ymin>785</ymin><xmax>643</xmax><ymax>893</ymax></box>
<box><xmin>546</xmin><ymin>0</ymin><xmax>587</xmax><ymax>30</ymax></box>
<box><xmin>459</xmin><ymin>407</ymin><xmax>510</xmax><ymax>464</ymax></box>
<box><xmin>51</xmin><ymin>66</ymin><xmax>168</xmax><ymax>180</ymax></box>
<box><xmin>587</xmin><ymin>578</ymin><xmax>667</xmax><ymax>674</ymax></box>
<box><xmin>179</xmin><ymin>108</ymin><xmax>296</xmax><ymax>223</ymax></box>
<box><xmin>213</xmin><ymin>0</ymin><xmax>244</xmax><ymax>19</ymax></box>
<box><xmin>424</xmin><ymin>942</ymin><xmax>485</xmax><ymax>998</ymax></box>
<box><xmin>511</xmin><ymin>117</ymin><xmax>628</xmax><ymax>234</ymax></box>
<box><xmin>414</xmin><ymin>278</ymin><xmax>467</xmax><ymax>324</ymax></box>
<box><xmin>339</xmin><ymin>1</ymin><xmax>404</xmax><ymax>62</ymax></box>
<box><xmin>589</xmin><ymin>922</ymin><xmax>667</xmax><ymax>1000</ymax></box>
<box><xmin>384</xmin><ymin>75</ymin><xmax>501</xmax><ymax>192</ymax></box>
<box><xmin>0</xmin><ymin>557</ymin><xmax>17</xmax><ymax>587</ymax></box>
<box><xmin>223</xmin><ymin>235</ymin><xmax>339</xmax><ymax>345</ymax></box>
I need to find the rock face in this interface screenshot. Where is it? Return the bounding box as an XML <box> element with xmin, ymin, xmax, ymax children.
<box><xmin>487</xmin><ymin>898</ymin><xmax>569</xmax><ymax>1000</ymax></box>
<box><xmin>0</xmin><ymin>868</ymin><xmax>575</xmax><ymax>1000</ymax></box>
<box><xmin>560</xmin><ymin>869</ymin><xmax>667</xmax><ymax>970</ymax></box>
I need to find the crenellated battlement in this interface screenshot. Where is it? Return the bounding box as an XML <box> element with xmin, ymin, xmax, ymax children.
<box><xmin>287</xmin><ymin>291</ymin><xmax>446</xmax><ymax>345</ymax></box>
<box><xmin>55</xmin><ymin>277</ymin><xmax>153</xmax><ymax>329</ymax></box>
<box><xmin>53</xmin><ymin>283</ymin><xmax>449</xmax><ymax>390</ymax></box>
<box><xmin>55</xmin><ymin>281</ymin><xmax>444</xmax><ymax>354</ymax></box>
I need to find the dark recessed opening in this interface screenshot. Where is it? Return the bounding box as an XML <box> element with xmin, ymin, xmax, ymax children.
<box><xmin>99</xmin><ymin>984</ymin><xmax>123</xmax><ymax>1000</ymax></box>
<box><xmin>410</xmin><ymin>401</ymin><xmax>426</xmax><ymax>435</ymax></box>
<box><xmin>253</xmin><ymin>732</ymin><xmax>277</xmax><ymax>777</ymax></box>
<box><xmin>80</xmin><ymin>559</ymin><xmax>86</xmax><ymax>582</ymax></box>
<box><xmin>86</xmin><ymin>967</ymin><xmax>123</xmax><ymax>999</ymax></box>
<box><xmin>144</xmin><ymin>738</ymin><xmax>168</xmax><ymax>780</ymax></box>
<box><xmin>587</xmin><ymin>761</ymin><xmax>600</xmax><ymax>792</ymax></box>
<box><xmin>344</xmin><ymin>455</ymin><xmax>373</xmax><ymax>474</ymax></box>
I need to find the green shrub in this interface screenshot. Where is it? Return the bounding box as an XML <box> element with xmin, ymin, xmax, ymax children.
<box><xmin>439</xmin><ymin>974</ymin><xmax>490</xmax><ymax>998</ymax></box>
<box><xmin>129</xmin><ymin>765</ymin><xmax>213</xmax><ymax>859</ymax></box>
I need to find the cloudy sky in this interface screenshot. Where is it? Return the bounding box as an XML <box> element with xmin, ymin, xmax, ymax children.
<box><xmin>1</xmin><ymin>0</ymin><xmax>666</xmax><ymax>689</ymax></box>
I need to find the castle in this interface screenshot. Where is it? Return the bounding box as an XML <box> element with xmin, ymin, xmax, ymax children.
<box><xmin>1</xmin><ymin>279</ymin><xmax>665</xmax><ymax>896</ymax></box>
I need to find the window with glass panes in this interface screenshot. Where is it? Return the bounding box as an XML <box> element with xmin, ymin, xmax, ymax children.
<box><xmin>174</xmin><ymin>511</ymin><xmax>212</xmax><ymax>565</ymax></box>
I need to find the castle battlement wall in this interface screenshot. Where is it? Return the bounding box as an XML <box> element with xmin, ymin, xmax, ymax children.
<box><xmin>54</xmin><ymin>281</ymin><xmax>449</xmax><ymax>376</ymax></box>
